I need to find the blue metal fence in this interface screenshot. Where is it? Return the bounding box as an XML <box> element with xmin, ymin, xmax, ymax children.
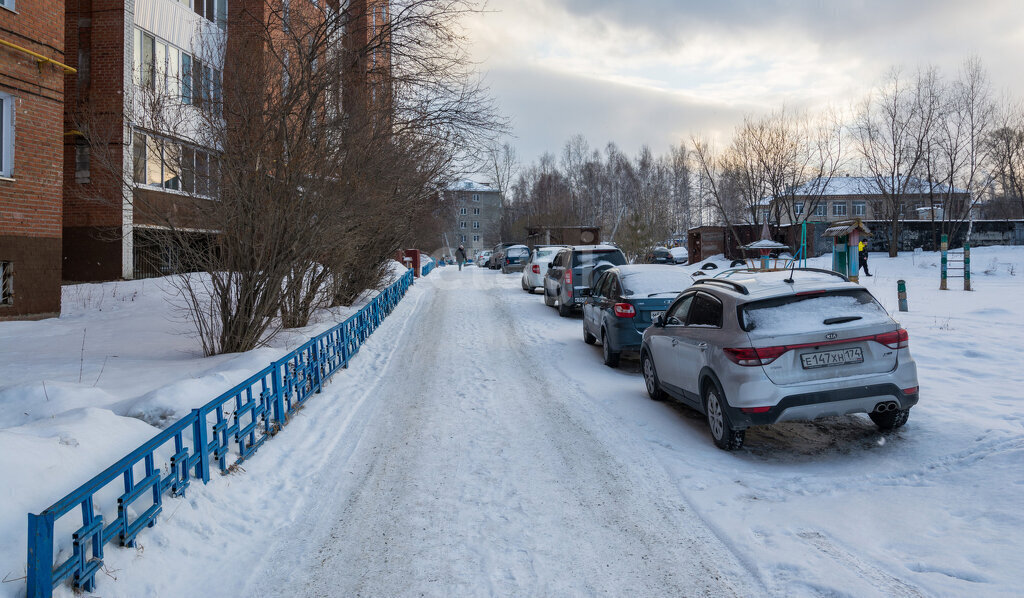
<box><xmin>421</xmin><ymin>259</ymin><xmax>435</xmax><ymax>276</ymax></box>
<box><xmin>25</xmin><ymin>268</ymin><xmax>415</xmax><ymax>598</ymax></box>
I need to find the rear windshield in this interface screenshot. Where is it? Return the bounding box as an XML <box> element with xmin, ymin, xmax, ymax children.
<box><xmin>507</xmin><ymin>247</ymin><xmax>529</xmax><ymax>257</ymax></box>
<box><xmin>535</xmin><ymin>248</ymin><xmax>559</xmax><ymax>261</ymax></box>
<box><xmin>740</xmin><ymin>289</ymin><xmax>891</xmax><ymax>334</ymax></box>
<box><xmin>573</xmin><ymin>250</ymin><xmax>626</xmax><ymax>268</ymax></box>
<box><xmin>621</xmin><ymin>270</ymin><xmax>691</xmax><ymax>297</ymax></box>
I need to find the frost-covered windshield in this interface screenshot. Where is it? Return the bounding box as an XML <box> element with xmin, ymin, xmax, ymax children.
<box><xmin>573</xmin><ymin>250</ymin><xmax>626</xmax><ymax>268</ymax></box>
<box><xmin>740</xmin><ymin>289</ymin><xmax>891</xmax><ymax>334</ymax></box>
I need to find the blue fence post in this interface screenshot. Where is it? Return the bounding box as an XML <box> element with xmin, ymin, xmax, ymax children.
<box><xmin>270</xmin><ymin>360</ymin><xmax>285</xmax><ymax>430</ymax></box>
<box><xmin>191</xmin><ymin>409</ymin><xmax>210</xmax><ymax>484</ymax></box>
<box><xmin>310</xmin><ymin>338</ymin><xmax>323</xmax><ymax>393</ymax></box>
<box><xmin>27</xmin><ymin>511</ymin><xmax>55</xmax><ymax>598</ymax></box>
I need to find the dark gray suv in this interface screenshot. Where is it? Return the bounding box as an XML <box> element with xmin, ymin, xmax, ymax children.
<box><xmin>543</xmin><ymin>245</ymin><xmax>627</xmax><ymax>317</ymax></box>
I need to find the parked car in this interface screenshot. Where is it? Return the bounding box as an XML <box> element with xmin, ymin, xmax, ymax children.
<box><xmin>644</xmin><ymin>246</ymin><xmax>673</xmax><ymax>264</ymax></box>
<box><xmin>543</xmin><ymin>245</ymin><xmax>628</xmax><ymax>317</ymax></box>
<box><xmin>640</xmin><ymin>268</ymin><xmax>920</xmax><ymax>450</ymax></box>
<box><xmin>476</xmin><ymin>251</ymin><xmax>492</xmax><ymax>268</ymax></box>
<box><xmin>521</xmin><ymin>246</ymin><xmax>566</xmax><ymax>292</ymax></box>
<box><xmin>500</xmin><ymin>244</ymin><xmax>530</xmax><ymax>273</ymax></box>
<box><xmin>582</xmin><ymin>265</ymin><xmax>692</xmax><ymax>367</ymax></box>
<box><xmin>669</xmin><ymin>246</ymin><xmax>688</xmax><ymax>264</ymax></box>
<box><xmin>488</xmin><ymin>243</ymin><xmax>517</xmax><ymax>269</ymax></box>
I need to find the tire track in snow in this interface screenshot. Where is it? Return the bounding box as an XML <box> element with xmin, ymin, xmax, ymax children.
<box><xmin>264</xmin><ymin>266</ymin><xmax>762</xmax><ymax>597</ymax></box>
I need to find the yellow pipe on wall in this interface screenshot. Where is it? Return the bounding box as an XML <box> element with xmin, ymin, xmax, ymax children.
<box><xmin>0</xmin><ymin>38</ymin><xmax>77</xmax><ymax>73</ymax></box>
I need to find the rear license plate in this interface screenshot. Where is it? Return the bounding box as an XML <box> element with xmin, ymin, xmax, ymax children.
<box><xmin>801</xmin><ymin>347</ymin><xmax>863</xmax><ymax>369</ymax></box>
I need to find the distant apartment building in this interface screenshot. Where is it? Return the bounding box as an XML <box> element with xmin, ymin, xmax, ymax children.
<box><xmin>445</xmin><ymin>180</ymin><xmax>501</xmax><ymax>257</ymax></box>
<box><xmin>760</xmin><ymin>176</ymin><xmax>970</xmax><ymax>225</ymax></box>
<box><xmin>63</xmin><ymin>0</ymin><xmax>390</xmax><ymax>281</ymax></box>
<box><xmin>1</xmin><ymin>0</ymin><xmax>68</xmax><ymax>319</ymax></box>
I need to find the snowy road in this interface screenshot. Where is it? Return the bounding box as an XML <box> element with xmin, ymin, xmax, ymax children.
<box><xmin>255</xmin><ymin>266</ymin><xmax>759</xmax><ymax>597</ymax></box>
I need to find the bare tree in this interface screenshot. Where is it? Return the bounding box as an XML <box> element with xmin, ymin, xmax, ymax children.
<box><xmin>987</xmin><ymin>100</ymin><xmax>1024</xmax><ymax>218</ymax></box>
<box><xmin>853</xmin><ymin>66</ymin><xmax>941</xmax><ymax>256</ymax></box>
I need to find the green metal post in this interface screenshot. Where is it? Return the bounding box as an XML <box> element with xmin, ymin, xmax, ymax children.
<box><xmin>964</xmin><ymin>241</ymin><xmax>971</xmax><ymax>291</ymax></box>
<box><xmin>898</xmin><ymin>279</ymin><xmax>908</xmax><ymax>312</ymax></box>
<box><xmin>940</xmin><ymin>234</ymin><xmax>948</xmax><ymax>290</ymax></box>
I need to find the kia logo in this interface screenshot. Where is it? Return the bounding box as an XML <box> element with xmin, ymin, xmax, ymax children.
<box><xmin>825</xmin><ymin>332</ymin><xmax>838</xmax><ymax>340</ymax></box>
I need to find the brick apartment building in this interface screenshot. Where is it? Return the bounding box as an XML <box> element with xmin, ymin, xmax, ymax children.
<box><xmin>1</xmin><ymin>0</ymin><xmax>69</xmax><ymax>319</ymax></box>
<box><xmin>63</xmin><ymin>0</ymin><xmax>391</xmax><ymax>282</ymax></box>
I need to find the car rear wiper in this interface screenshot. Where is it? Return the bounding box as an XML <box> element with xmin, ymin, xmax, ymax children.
<box><xmin>823</xmin><ymin>316</ymin><xmax>862</xmax><ymax>325</ymax></box>
<box><xmin>648</xmin><ymin>291</ymin><xmax>683</xmax><ymax>297</ymax></box>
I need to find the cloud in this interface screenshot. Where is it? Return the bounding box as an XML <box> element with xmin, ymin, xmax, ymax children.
<box><xmin>465</xmin><ymin>0</ymin><xmax>1024</xmax><ymax>165</ymax></box>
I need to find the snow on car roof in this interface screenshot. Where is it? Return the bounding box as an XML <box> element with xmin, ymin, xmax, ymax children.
<box><xmin>698</xmin><ymin>269</ymin><xmax>859</xmax><ymax>299</ymax></box>
<box><xmin>571</xmin><ymin>244</ymin><xmax>620</xmax><ymax>251</ymax></box>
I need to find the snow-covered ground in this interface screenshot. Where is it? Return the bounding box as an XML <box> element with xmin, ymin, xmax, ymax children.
<box><xmin>2</xmin><ymin>248</ymin><xmax>1023</xmax><ymax>597</ymax></box>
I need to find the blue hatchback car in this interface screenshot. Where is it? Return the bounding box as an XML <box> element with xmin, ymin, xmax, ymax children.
<box><xmin>582</xmin><ymin>265</ymin><xmax>693</xmax><ymax>367</ymax></box>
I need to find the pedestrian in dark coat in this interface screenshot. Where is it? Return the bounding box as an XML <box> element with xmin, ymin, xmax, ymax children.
<box><xmin>456</xmin><ymin>245</ymin><xmax>467</xmax><ymax>271</ymax></box>
<box><xmin>858</xmin><ymin>241</ymin><xmax>871</xmax><ymax>276</ymax></box>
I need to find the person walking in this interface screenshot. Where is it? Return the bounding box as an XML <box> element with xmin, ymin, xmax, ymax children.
<box><xmin>858</xmin><ymin>241</ymin><xmax>871</xmax><ymax>276</ymax></box>
<box><xmin>456</xmin><ymin>245</ymin><xmax>467</xmax><ymax>271</ymax></box>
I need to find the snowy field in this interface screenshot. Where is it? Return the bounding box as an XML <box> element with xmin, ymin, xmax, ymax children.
<box><xmin>1</xmin><ymin>248</ymin><xmax>1023</xmax><ymax>597</ymax></box>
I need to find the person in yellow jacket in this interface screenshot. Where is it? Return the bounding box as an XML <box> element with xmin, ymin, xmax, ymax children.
<box><xmin>858</xmin><ymin>241</ymin><xmax>871</xmax><ymax>276</ymax></box>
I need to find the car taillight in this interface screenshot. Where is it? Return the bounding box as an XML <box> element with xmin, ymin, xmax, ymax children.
<box><xmin>532</xmin><ymin>265</ymin><xmax>540</xmax><ymax>274</ymax></box>
<box><xmin>613</xmin><ymin>303</ymin><xmax>636</xmax><ymax>318</ymax></box>
<box><xmin>564</xmin><ymin>270</ymin><xmax>572</xmax><ymax>284</ymax></box>
<box><xmin>724</xmin><ymin>346</ymin><xmax>787</xmax><ymax>366</ymax></box>
<box><xmin>875</xmin><ymin>328</ymin><xmax>909</xmax><ymax>349</ymax></box>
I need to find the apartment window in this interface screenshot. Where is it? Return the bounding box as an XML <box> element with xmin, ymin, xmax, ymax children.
<box><xmin>133</xmin><ymin>131</ymin><xmax>218</xmax><ymax>197</ymax></box>
<box><xmin>459</xmin><ymin>221</ymin><xmax>466</xmax><ymax>229</ymax></box>
<box><xmin>459</xmin><ymin>207</ymin><xmax>466</xmax><ymax>215</ymax></box>
<box><xmin>794</xmin><ymin>202</ymin><xmax>804</xmax><ymax>216</ymax></box>
<box><xmin>833</xmin><ymin>202</ymin><xmax>848</xmax><ymax>217</ymax></box>
<box><xmin>472</xmin><ymin>194</ymin><xmax>479</xmax><ymax>202</ymax></box>
<box><xmin>181</xmin><ymin>54</ymin><xmax>193</xmax><ymax>104</ymax></box>
<box><xmin>460</xmin><ymin>235</ymin><xmax>466</xmax><ymax>242</ymax></box>
<box><xmin>0</xmin><ymin>0</ymin><xmax>15</xmax><ymax>11</ymax></box>
<box><xmin>473</xmin><ymin>235</ymin><xmax>480</xmax><ymax>242</ymax></box>
<box><xmin>139</xmin><ymin>30</ymin><xmax>156</xmax><ymax>90</ymax></box>
<box><xmin>473</xmin><ymin>207</ymin><xmax>480</xmax><ymax>215</ymax></box>
<box><xmin>0</xmin><ymin>92</ymin><xmax>12</xmax><ymax>177</ymax></box>
<box><xmin>75</xmin><ymin>138</ymin><xmax>91</xmax><ymax>183</ymax></box>
<box><xmin>473</xmin><ymin>221</ymin><xmax>479</xmax><ymax>229</ymax></box>
<box><xmin>0</xmin><ymin>261</ymin><xmax>11</xmax><ymax>306</ymax></box>
<box><xmin>814</xmin><ymin>204</ymin><xmax>827</xmax><ymax>218</ymax></box>
<box><xmin>853</xmin><ymin>201</ymin><xmax>866</xmax><ymax>216</ymax></box>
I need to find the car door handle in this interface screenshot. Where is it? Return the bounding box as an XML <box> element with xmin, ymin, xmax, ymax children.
<box><xmin>697</xmin><ymin>342</ymin><xmax>708</xmax><ymax>351</ymax></box>
<box><xmin>671</xmin><ymin>339</ymin><xmax>679</xmax><ymax>347</ymax></box>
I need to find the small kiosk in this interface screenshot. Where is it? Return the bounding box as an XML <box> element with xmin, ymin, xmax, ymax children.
<box><xmin>822</xmin><ymin>219</ymin><xmax>871</xmax><ymax>283</ymax></box>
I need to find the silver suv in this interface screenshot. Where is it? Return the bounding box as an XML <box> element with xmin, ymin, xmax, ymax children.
<box><xmin>640</xmin><ymin>269</ymin><xmax>920</xmax><ymax>450</ymax></box>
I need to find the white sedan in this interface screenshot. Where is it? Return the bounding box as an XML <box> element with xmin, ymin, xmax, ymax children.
<box><xmin>521</xmin><ymin>246</ymin><xmax>565</xmax><ymax>292</ymax></box>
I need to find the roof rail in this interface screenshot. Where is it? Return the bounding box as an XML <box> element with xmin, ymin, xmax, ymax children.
<box><xmin>786</xmin><ymin>267</ymin><xmax>851</xmax><ymax>282</ymax></box>
<box><xmin>691</xmin><ymin>278</ymin><xmax>750</xmax><ymax>295</ymax></box>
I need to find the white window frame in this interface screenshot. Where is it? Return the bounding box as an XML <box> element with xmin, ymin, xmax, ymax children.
<box><xmin>459</xmin><ymin>221</ymin><xmax>466</xmax><ymax>229</ymax></box>
<box><xmin>0</xmin><ymin>261</ymin><xmax>12</xmax><ymax>306</ymax></box>
<box><xmin>459</xmin><ymin>207</ymin><xmax>466</xmax><ymax>215</ymax></box>
<box><xmin>793</xmin><ymin>202</ymin><xmax>804</xmax><ymax>216</ymax></box>
<box><xmin>473</xmin><ymin>235</ymin><xmax>480</xmax><ymax>242</ymax></box>
<box><xmin>0</xmin><ymin>92</ymin><xmax>13</xmax><ymax>177</ymax></box>
<box><xmin>472</xmin><ymin>221</ymin><xmax>479</xmax><ymax>229</ymax></box>
<box><xmin>473</xmin><ymin>207</ymin><xmax>480</xmax><ymax>215</ymax></box>
<box><xmin>814</xmin><ymin>203</ymin><xmax>827</xmax><ymax>218</ymax></box>
<box><xmin>833</xmin><ymin>202</ymin><xmax>848</xmax><ymax>217</ymax></box>
<box><xmin>472</xmin><ymin>194</ymin><xmax>480</xmax><ymax>202</ymax></box>
<box><xmin>853</xmin><ymin>201</ymin><xmax>866</xmax><ymax>216</ymax></box>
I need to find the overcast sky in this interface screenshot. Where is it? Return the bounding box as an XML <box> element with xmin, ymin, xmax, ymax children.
<box><xmin>464</xmin><ymin>0</ymin><xmax>1024</xmax><ymax>168</ymax></box>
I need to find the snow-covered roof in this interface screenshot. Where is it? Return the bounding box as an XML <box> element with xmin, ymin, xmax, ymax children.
<box><xmin>792</xmin><ymin>176</ymin><xmax>968</xmax><ymax>197</ymax></box>
<box><xmin>446</xmin><ymin>179</ymin><xmax>498</xmax><ymax>192</ymax></box>
<box><xmin>741</xmin><ymin>239</ymin><xmax>790</xmax><ymax>250</ymax></box>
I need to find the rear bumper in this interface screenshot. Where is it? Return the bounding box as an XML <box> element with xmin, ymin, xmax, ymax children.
<box><xmin>724</xmin><ymin>383</ymin><xmax>919</xmax><ymax>428</ymax></box>
<box><xmin>503</xmin><ymin>264</ymin><xmax>525</xmax><ymax>272</ymax></box>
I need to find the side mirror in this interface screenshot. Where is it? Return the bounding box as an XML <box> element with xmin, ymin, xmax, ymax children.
<box><xmin>547</xmin><ymin>262</ymin><xmax>553</xmax><ymax>269</ymax></box>
<box><xmin>652</xmin><ymin>314</ymin><xmax>665</xmax><ymax>328</ymax></box>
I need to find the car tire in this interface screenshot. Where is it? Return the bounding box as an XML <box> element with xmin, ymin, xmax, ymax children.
<box><xmin>730</xmin><ymin>259</ymin><xmax>746</xmax><ymax>267</ymax></box>
<box><xmin>601</xmin><ymin>330</ymin><xmax>621</xmax><ymax>368</ymax></box>
<box><xmin>704</xmin><ymin>384</ymin><xmax>744</xmax><ymax>450</ymax></box>
<box><xmin>870</xmin><ymin>407</ymin><xmax>911</xmax><ymax>430</ymax></box>
<box><xmin>557</xmin><ymin>297</ymin><xmax>572</xmax><ymax>317</ymax></box>
<box><xmin>583</xmin><ymin>323</ymin><xmax>597</xmax><ymax>345</ymax></box>
<box><xmin>641</xmin><ymin>351</ymin><xmax>666</xmax><ymax>401</ymax></box>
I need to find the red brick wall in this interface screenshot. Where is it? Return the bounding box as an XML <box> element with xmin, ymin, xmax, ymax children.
<box><xmin>0</xmin><ymin>0</ymin><xmax>66</xmax><ymax>318</ymax></box>
<box><xmin>62</xmin><ymin>0</ymin><xmax>126</xmax><ymax>280</ymax></box>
